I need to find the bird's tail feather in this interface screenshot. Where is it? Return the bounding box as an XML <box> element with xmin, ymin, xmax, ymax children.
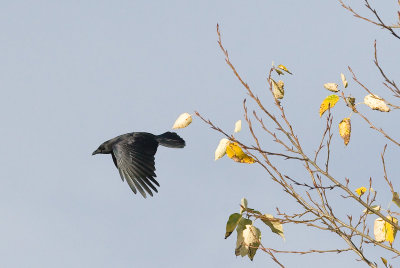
<box><xmin>156</xmin><ymin>132</ymin><xmax>185</xmax><ymax>148</ymax></box>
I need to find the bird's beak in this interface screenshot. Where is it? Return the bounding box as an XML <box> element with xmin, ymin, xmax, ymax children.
<box><xmin>92</xmin><ymin>149</ymin><xmax>101</xmax><ymax>155</ymax></box>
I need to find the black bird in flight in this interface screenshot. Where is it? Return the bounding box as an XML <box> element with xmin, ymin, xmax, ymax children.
<box><xmin>92</xmin><ymin>131</ymin><xmax>185</xmax><ymax>198</ymax></box>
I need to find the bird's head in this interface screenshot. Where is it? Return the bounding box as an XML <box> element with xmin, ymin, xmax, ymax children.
<box><xmin>92</xmin><ymin>141</ymin><xmax>113</xmax><ymax>155</ymax></box>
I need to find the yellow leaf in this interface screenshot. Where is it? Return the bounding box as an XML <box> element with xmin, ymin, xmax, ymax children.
<box><xmin>234</xmin><ymin>120</ymin><xmax>242</xmax><ymax>133</ymax></box>
<box><xmin>274</xmin><ymin>68</ymin><xmax>284</xmax><ymax>75</ymax></box>
<box><xmin>172</xmin><ymin>113</ymin><xmax>192</xmax><ymax>129</ymax></box>
<box><xmin>277</xmin><ymin>64</ymin><xmax>292</xmax><ymax>74</ymax></box>
<box><xmin>271</xmin><ymin>79</ymin><xmax>284</xmax><ymax>99</ymax></box>
<box><xmin>226</xmin><ymin>142</ymin><xmax>255</xmax><ymax>164</ymax></box>
<box><xmin>385</xmin><ymin>216</ymin><xmax>398</xmax><ymax>245</ymax></box>
<box><xmin>323</xmin><ymin>83</ymin><xmax>339</xmax><ymax>92</ymax></box>
<box><xmin>214</xmin><ymin>138</ymin><xmax>230</xmax><ymax>160</ymax></box>
<box><xmin>392</xmin><ymin>192</ymin><xmax>400</xmax><ymax>208</ymax></box>
<box><xmin>339</xmin><ymin>118</ymin><xmax>351</xmax><ymax>145</ymax></box>
<box><xmin>355</xmin><ymin>187</ymin><xmax>367</xmax><ymax>196</ymax></box>
<box><xmin>374</xmin><ymin>218</ymin><xmax>386</xmax><ymax>242</ymax></box>
<box><xmin>381</xmin><ymin>257</ymin><xmax>388</xmax><ymax>268</ymax></box>
<box><xmin>341</xmin><ymin>73</ymin><xmax>348</xmax><ymax>88</ymax></box>
<box><xmin>364</xmin><ymin>94</ymin><xmax>390</xmax><ymax>112</ymax></box>
<box><xmin>319</xmin><ymin>95</ymin><xmax>339</xmax><ymax>117</ymax></box>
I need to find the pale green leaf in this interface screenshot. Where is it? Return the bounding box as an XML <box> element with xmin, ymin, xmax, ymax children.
<box><xmin>392</xmin><ymin>192</ymin><xmax>400</xmax><ymax>208</ymax></box>
<box><xmin>235</xmin><ymin>218</ymin><xmax>252</xmax><ymax>257</ymax></box>
<box><xmin>261</xmin><ymin>214</ymin><xmax>285</xmax><ymax>241</ymax></box>
<box><xmin>243</xmin><ymin>225</ymin><xmax>261</xmax><ymax>261</ymax></box>
<box><xmin>240</xmin><ymin>198</ymin><xmax>248</xmax><ymax>214</ymax></box>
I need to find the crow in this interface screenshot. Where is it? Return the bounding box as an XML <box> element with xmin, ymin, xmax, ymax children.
<box><xmin>92</xmin><ymin>131</ymin><xmax>185</xmax><ymax>198</ymax></box>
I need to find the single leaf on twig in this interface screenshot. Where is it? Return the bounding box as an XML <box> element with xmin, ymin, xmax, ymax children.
<box><xmin>345</xmin><ymin>96</ymin><xmax>355</xmax><ymax>107</ymax></box>
<box><xmin>341</xmin><ymin>73</ymin><xmax>348</xmax><ymax>88</ymax></box>
<box><xmin>225</xmin><ymin>213</ymin><xmax>242</xmax><ymax>239</ymax></box>
<box><xmin>240</xmin><ymin>198</ymin><xmax>248</xmax><ymax>214</ymax></box>
<box><xmin>214</xmin><ymin>138</ymin><xmax>230</xmax><ymax>160</ymax></box>
<box><xmin>261</xmin><ymin>214</ymin><xmax>285</xmax><ymax>241</ymax></box>
<box><xmin>381</xmin><ymin>257</ymin><xmax>388</xmax><ymax>268</ymax></box>
<box><xmin>385</xmin><ymin>216</ymin><xmax>398</xmax><ymax>245</ymax></box>
<box><xmin>324</xmin><ymin>83</ymin><xmax>339</xmax><ymax>92</ymax></box>
<box><xmin>234</xmin><ymin>120</ymin><xmax>242</xmax><ymax>133</ymax></box>
<box><xmin>392</xmin><ymin>192</ymin><xmax>400</xmax><ymax>208</ymax></box>
<box><xmin>319</xmin><ymin>95</ymin><xmax>339</xmax><ymax>117</ymax></box>
<box><xmin>339</xmin><ymin>118</ymin><xmax>351</xmax><ymax>145</ymax></box>
<box><xmin>271</xmin><ymin>79</ymin><xmax>284</xmax><ymax>99</ymax></box>
<box><xmin>364</xmin><ymin>94</ymin><xmax>390</xmax><ymax>112</ymax></box>
<box><xmin>226</xmin><ymin>142</ymin><xmax>255</xmax><ymax>164</ymax></box>
<box><xmin>374</xmin><ymin>218</ymin><xmax>386</xmax><ymax>242</ymax></box>
<box><xmin>275</xmin><ymin>68</ymin><xmax>284</xmax><ymax>75</ymax></box>
<box><xmin>172</xmin><ymin>113</ymin><xmax>193</xmax><ymax>129</ymax></box>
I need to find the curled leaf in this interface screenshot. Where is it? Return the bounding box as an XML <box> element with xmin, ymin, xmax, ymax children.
<box><xmin>274</xmin><ymin>68</ymin><xmax>284</xmax><ymax>75</ymax></box>
<box><xmin>374</xmin><ymin>218</ymin><xmax>386</xmax><ymax>242</ymax></box>
<box><xmin>277</xmin><ymin>64</ymin><xmax>292</xmax><ymax>74</ymax></box>
<box><xmin>235</xmin><ymin>218</ymin><xmax>252</xmax><ymax>257</ymax></box>
<box><xmin>338</xmin><ymin>118</ymin><xmax>351</xmax><ymax>145</ymax></box>
<box><xmin>385</xmin><ymin>216</ymin><xmax>398</xmax><ymax>245</ymax></box>
<box><xmin>392</xmin><ymin>192</ymin><xmax>400</xmax><ymax>208</ymax></box>
<box><xmin>319</xmin><ymin>95</ymin><xmax>339</xmax><ymax>117</ymax></box>
<box><xmin>341</xmin><ymin>73</ymin><xmax>348</xmax><ymax>88</ymax></box>
<box><xmin>324</xmin><ymin>83</ymin><xmax>339</xmax><ymax>92</ymax></box>
<box><xmin>172</xmin><ymin>113</ymin><xmax>192</xmax><ymax>129</ymax></box>
<box><xmin>345</xmin><ymin>96</ymin><xmax>355</xmax><ymax>107</ymax></box>
<box><xmin>364</xmin><ymin>94</ymin><xmax>390</xmax><ymax>112</ymax></box>
<box><xmin>261</xmin><ymin>214</ymin><xmax>285</xmax><ymax>241</ymax></box>
<box><xmin>355</xmin><ymin>187</ymin><xmax>367</xmax><ymax>196</ymax></box>
<box><xmin>234</xmin><ymin>120</ymin><xmax>242</xmax><ymax>133</ymax></box>
<box><xmin>271</xmin><ymin>79</ymin><xmax>284</xmax><ymax>99</ymax></box>
<box><xmin>242</xmin><ymin>225</ymin><xmax>261</xmax><ymax>261</ymax></box>
<box><xmin>240</xmin><ymin>198</ymin><xmax>248</xmax><ymax>214</ymax></box>
<box><xmin>226</xmin><ymin>142</ymin><xmax>255</xmax><ymax>164</ymax></box>
<box><xmin>214</xmin><ymin>138</ymin><xmax>230</xmax><ymax>160</ymax></box>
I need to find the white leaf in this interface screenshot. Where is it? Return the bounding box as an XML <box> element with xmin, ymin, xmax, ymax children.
<box><xmin>364</xmin><ymin>94</ymin><xmax>390</xmax><ymax>112</ymax></box>
<box><xmin>374</xmin><ymin>218</ymin><xmax>386</xmax><ymax>242</ymax></box>
<box><xmin>214</xmin><ymin>138</ymin><xmax>230</xmax><ymax>160</ymax></box>
<box><xmin>324</xmin><ymin>83</ymin><xmax>339</xmax><ymax>92</ymax></box>
<box><xmin>243</xmin><ymin>225</ymin><xmax>261</xmax><ymax>248</ymax></box>
<box><xmin>234</xmin><ymin>120</ymin><xmax>242</xmax><ymax>133</ymax></box>
<box><xmin>172</xmin><ymin>113</ymin><xmax>192</xmax><ymax>129</ymax></box>
<box><xmin>242</xmin><ymin>225</ymin><xmax>261</xmax><ymax>260</ymax></box>
<box><xmin>341</xmin><ymin>73</ymin><xmax>348</xmax><ymax>88</ymax></box>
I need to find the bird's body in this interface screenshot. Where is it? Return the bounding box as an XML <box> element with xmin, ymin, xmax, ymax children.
<box><xmin>92</xmin><ymin>131</ymin><xmax>185</xmax><ymax>198</ymax></box>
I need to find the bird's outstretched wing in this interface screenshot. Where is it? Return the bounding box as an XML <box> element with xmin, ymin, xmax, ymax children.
<box><xmin>112</xmin><ymin>134</ymin><xmax>160</xmax><ymax>198</ymax></box>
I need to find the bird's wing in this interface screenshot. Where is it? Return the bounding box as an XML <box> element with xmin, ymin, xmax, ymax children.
<box><xmin>112</xmin><ymin>135</ymin><xmax>160</xmax><ymax>198</ymax></box>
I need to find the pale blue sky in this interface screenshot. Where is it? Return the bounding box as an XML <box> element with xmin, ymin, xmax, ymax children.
<box><xmin>1</xmin><ymin>1</ymin><xmax>399</xmax><ymax>267</ymax></box>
